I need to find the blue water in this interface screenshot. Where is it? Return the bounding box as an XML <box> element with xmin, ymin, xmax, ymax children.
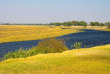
<box><xmin>0</xmin><ymin>29</ymin><xmax>110</xmax><ymax>57</ymax></box>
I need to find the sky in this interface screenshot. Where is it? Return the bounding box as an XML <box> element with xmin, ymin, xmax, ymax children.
<box><xmin>0</xmin><ymin>0</ymin><xmax>110</xmax><ymax>24</ymax></box>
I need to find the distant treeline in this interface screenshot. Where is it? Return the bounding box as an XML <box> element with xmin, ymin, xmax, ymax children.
<box><xmin>49</xmin><ymin>21</ymin><xmax>110</xmax><ymax>28</ymax></box>
<box><xmin>1</xmin><ymin>21</ymin><xmax>110</xmax><ymax>28</ymax></box>
<box><xmin>1</xmin><ymin>23</ymin><xmax>46</xmax><ymax>25</ymax></box>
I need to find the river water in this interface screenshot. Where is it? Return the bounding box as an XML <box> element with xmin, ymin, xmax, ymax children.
<box><xmin>0</xmin><ymin>29</ymin><xmax>110</xmax><ymax>57</ymax></box>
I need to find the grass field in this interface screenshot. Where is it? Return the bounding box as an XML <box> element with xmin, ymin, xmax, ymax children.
<box><xmin>0</xmin><ymin>45</ymin><xmax>110</xmax><ymax>74</ymax></box>
<box><xmin>0</xmin><ymin>25</ymin><xmax>108</xmax><ymax>43</ymax></box>
<box><xmin>0</xmin><ymin>25</ymin><xmax>110</xmax><ymax>74</ymax></box>
<box><xmin>0</xmin><ymin>25</ymin><xmax>80</xmax><ymax>43</ymax></box>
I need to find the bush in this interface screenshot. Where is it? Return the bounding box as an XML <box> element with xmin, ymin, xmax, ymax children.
<box><xmin>37</xmin><ymin>38</ymin><xmax>69</xmax><ymax>53</ymax></box>
<box><xmin>26</xmin><ymin>47</ymin><xmax>41</xmax><ymax>57</ymax></box>
<box><xmin>71</xmin><ymin>42</ymin><xmax>82</xmax><ymax>49</ymax></box>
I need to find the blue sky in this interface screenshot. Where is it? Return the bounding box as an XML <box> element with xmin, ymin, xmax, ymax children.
<box><xmin>0</xmin><ymin>0</ymin><xmax>110</xmax><ymax>23</ymax></box>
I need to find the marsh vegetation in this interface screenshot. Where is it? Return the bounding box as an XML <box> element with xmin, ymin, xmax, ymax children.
<box><xmin>4</xmin><ymin>38</ymin><xmax>68</xmax><ymax>60</ymax></box>
<box><xmin>0</xmin><ymin>25</ymin><xmax>110</xmax><ymax>74</ymax></box>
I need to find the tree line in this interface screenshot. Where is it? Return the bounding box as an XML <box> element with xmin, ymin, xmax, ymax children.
<box><xmin>1</xmin><ymin>21</ymin><xmax>110</xmax><ymax>28</ymax></box>
<box><xmin>90</xmin><ymin>22</ymin><xmax>110</xmax><ymax>28</ymax></box>
<box><xmin>49</xmin><ymin>21</ymin><xmax>87</xmax><ymax>27</ymax></box>
<box><xmin>49</xmin><ymin>21</ymin><xmax>110</xmax><ymax>28</ymax></box>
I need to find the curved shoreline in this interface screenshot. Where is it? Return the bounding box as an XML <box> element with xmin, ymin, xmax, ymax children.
<box><xmin>0</xmin><ymin>29</ymin><xmax>110</xmax><ymax>57</ymax></box>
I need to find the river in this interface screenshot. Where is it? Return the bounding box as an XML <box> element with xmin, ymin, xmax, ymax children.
<box><xmin>0</xmin><ymin>29</ymin><xmax>110</xmax><ymax>57</ymax></box>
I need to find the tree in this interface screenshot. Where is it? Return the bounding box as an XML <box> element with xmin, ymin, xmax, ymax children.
<box><xmin>49</xmin><ymin>23</ymin><xmax>54</xmax><ymax>25</ymax></box>
<box><xmin>79</xmin><ymin>21</ymin><xmax>87</xmax><ymax>27</ymax></box>
<box><xmin>94</xmin><ymin>22</ymin><xmax>100</xmax><ymax>26</ymax></box>
<box><xmin>63</xmin><ymin>22</ymin><xmax>72</xmax><ymax>26</ymax></box>
<box><xmin>71</xmin><ymin>21</ymin><xmax>78</xmax><ymax>26</ymax></box>
<box><xmin>99</xmin><ymin>23</ymin><xmax>104</xmax><ymax>27</ymax></box>
<box><xmin>105</xmin><ymin>22</ymin><xmax>110</xmax><ymax>28</ymax></box>
<box><xmin>54</xmin><ymin>22</ymin><xmax>61</xmax><ymax>26</ymax></box>
<box><xmin>90</xmin><ymin>22</ymin><xmax>95</xmax><ymax>27</ymax></box>
<box><xmin>6</xmin><ymin>23</ymin><xmax>10</xmax><ymax>25</ymax></box>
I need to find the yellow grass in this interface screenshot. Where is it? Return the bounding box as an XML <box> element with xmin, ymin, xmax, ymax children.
<box><xmin>0</xmin><ymin>25</ymin><xmax>109</xmax><ymax>74</ymax></box>
<box><xmin>106</xmin><ymin>28</ymin><xmax>110</xmax><ymax>31</ymax></box>
<box><xmin>0</xmin><ymin>25</ymin><xmax>108</xmax><ymax>43</ymax></box>
<box><xmin>0</xmin><ymin>25</ymin><xmax>80</xmax><ymax>43</ymax></box>
<box><xmin>0</xmin><ymin>45</ymin><xmax>110</xmax><ymax>74</ymax></box>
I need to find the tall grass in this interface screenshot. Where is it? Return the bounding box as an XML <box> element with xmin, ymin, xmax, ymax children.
<box><xmin>4</xmin><ymin>47</ymin><xmax>41</xmax><ymax>60</ymax></box>
<box><xmin>71</xmin><ymin>42</ymin><xmax>82</xmax><ymax>49</ymax></box>
<box><xmin>3</xmin><ymin>38</ymin><xmax>68</xmax><ymax>60</ymax></box>
<box><xmin>3</xmin><ymin>47</ymin><xmax>42</xmax><ymax>60</ymax></box>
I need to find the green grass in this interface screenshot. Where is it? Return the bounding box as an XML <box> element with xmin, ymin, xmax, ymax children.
<box><xmin>0</xmin><ymin>45</ymin><xmax>110</xmax><ymax>74</ymax></box>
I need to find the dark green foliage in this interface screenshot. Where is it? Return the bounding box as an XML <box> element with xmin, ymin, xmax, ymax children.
<box><xmin>99</xmin><ymin>23</ymin><xmax>104</xmax><ymax>27</ymax></box>
<box><xmin>63</xmin><ymin>22</ymin><xmax>72</xmax><ymax>26</ymax></box>
<box><xmin>54</xmin><ymin>22</ymin><xmax>62</xmax><ymax>26</ymax></box>
<box><xmin>49</xmin><ymin>22</ymin><xmax>62</xmax><ymax>26</ymax></box>
<box><xmin>49</xmin><ymin>21</ymin><xmax>88</xmax><ymax>27</ymax></box>
<box><xmin>79</xmin><ymin>21</ymin><xmax>87</xmax><ymax>28</ymax></box>
<box><xmin>90</xmin><ymin>22</ymin><xmax>105</xmax><ymax>27</ymax></box>
<box><xmin>105</xmin><ymin>22</ymin><xmax>110</xmax><ymax>28</ymax></box>
<box><xmin>90</xmin><ymin>22</ymin><xmax>95</xmax><ymax>27</ymax></box>
<box><xmin>94</xmin><ymin>22</ymin><xmax>100</xmax><ymax>26</ymax></box>
<box><xmin>71</xmin><ymin>21</ymin><xmax>78</xmax><ymax>26</ymax></box>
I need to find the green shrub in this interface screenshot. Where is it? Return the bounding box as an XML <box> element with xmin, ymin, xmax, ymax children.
<box><xmin>4</xmin><ymin>49</ymin><xmax>26</xmax><ymax>60</ymax></box>
<box><xmin>71</xmin><ymin>42</ymin><xmax>82</xmax><ymax>49</ymax></box>
<box><xmin>37</xmin><ymin>38</ymin><xmax>69</xmax><ymax>53</ymax></box>
<box><xmin>4</xmin><ymin>51</ymin><xmax>13</xmax><ymax>60</ymax></box>
<box><xmin>26</xmin><ymin>47</ymin><xmax>40</xmax><ymax>57</ymax></box>
<box><xmin>84</xmin><ymin>44</ymin><xmax>86</xmax><ymax>48</ymax></box>
<box><xmin>4</xmin><ymin>47</ymin><xmax>40</xmax><ymax>60</ymax></box>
